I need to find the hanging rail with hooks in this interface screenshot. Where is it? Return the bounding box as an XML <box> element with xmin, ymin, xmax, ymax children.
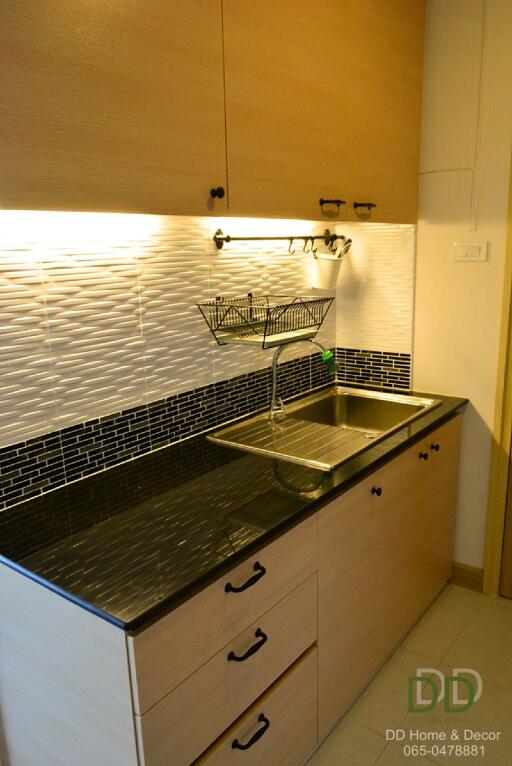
<box><xmin>213</xmin><ymin>228</ymin><xmax>346</xmax><ymax>251</ymax></box>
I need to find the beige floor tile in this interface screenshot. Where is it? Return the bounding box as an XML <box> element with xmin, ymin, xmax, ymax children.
<box><xmin>307</xmin><ymin>716</ymin><xmax>385</xmax><ymax>766</ymax></box>
<box><xmin>488</xmin><ymin>593</ymin><xmax>512</xmax><ymax>612</ymax></box>
<box><xmin>374</xmin><ymin>742</ymin><xmax>437</xmax><ymax>765</ymax></box>
<box><xmin>348</xmin><ymin>647</ymin><xmax>440</xmax><ymax>737</ymax></box>
<box><xmin>443</xmin><ymin>599</ymin><xmax>512</xmax><ymax>690</ymax></box>
<box><xmin>404</xmin><ymin>585</ymin><xmax>488</xmax><ymax>661</ymax></box>
<box><xmin>400</xmin><ymin>664</ymin><xmax>512</xmax><ymax>766</ymax></box>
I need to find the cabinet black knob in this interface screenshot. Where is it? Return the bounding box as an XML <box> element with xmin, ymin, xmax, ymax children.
<box><xmin>430</xmin><ymin>443</ymin><xmax>440</xmax><ymax>452</ymax></box>
<box><xmin>210</xmin><ymin>186</ymin><xmax>225</xmax><ymax>199</ymax></box>
<box><xmin>371</xmin><ymin>486</ymin><xmax>382</xmax><ymax>496</ymax></box>
<box><xmin>419</xmin><ymin>452</ymin><xmax>429</xmax><ymax>460</ymax></box>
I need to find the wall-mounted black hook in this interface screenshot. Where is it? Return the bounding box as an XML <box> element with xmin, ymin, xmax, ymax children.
<box><xmin>353</xmin><ymin>202</ymin><xmax>377</xmax><ymax>212</ymax></box>
<box><xmin>213</xmin><ymin>228</ymin><xmax>231</xmax><ymax>249</ymax></box>
<box><xmin>303</xmin><ymin>236</ymin><xmax>312</xmax><ymax>254</ymax></box>
<box><xmin>320</xmin><ymin>198</ymin><xmax>346</xmax><ymax>213</ymax></box>
<box><xmin>288</xmin><ymin>237</ymin><xmax>296</xmax><ymax>254</ymax></box>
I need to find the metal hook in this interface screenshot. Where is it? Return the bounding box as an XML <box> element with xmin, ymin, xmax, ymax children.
<box><xmin>329</xmin><ymin>235</ymin><xmax>342</xmax><ymax>252</ymax></box>
<box><xmin>341</xmin><ymin>239</ymin><xmax>352</xmax><ymax>256</ymax></box>
<box><xmin>288</xmin><ymin>237</ymin><xmax>296</xmax><ymax>255</ymax></box>
<box><xmin>303</xmin><ymin>237</ymin><xmax>312</xmax><ymax>254</ymax></box>
<box><xmin>311</xmin><ymin>236</ymin><xmax>318</xmax><ymax>256</ymax></box>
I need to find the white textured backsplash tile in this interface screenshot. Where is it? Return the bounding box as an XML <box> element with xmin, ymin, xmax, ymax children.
<box><xmin>43</xmin><ymin>250</ymin><xmax>147</xmax><ymax>427</ymax></box>
<box><xmin>0</xmin><ymin>250</ymin><xmax>58</xmax><ymax>444</ymax></box>
<box><xmin>334</xmin><ymin>223</ymin><xmax>415</xmax><ymax>354</ymax></box>
<box><xmin>0</xmin><ymin>212</ymin><xmax>414</xmax><ymax>448</ymax></box>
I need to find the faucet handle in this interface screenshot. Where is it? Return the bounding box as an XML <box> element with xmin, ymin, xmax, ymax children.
<box><xmin>270</xmin><ymin>396</ymin><xmax>286</xmax><ymax>421</ymax></box>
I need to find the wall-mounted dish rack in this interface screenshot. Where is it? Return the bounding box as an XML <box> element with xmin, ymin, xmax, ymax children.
<box><xmin>197</xmin><ymin>294</ymin><xmax>334</xmax><ymax>349</ymax></box>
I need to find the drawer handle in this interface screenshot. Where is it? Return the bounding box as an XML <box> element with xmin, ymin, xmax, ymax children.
<box><xmin>430</xmin><ymin>443</ymin><xmax>440</xmax><ymax>452</ymax></box>
<box><xmin>225</xmin><ymin>562</ymin><xmax>267</xmax><ymax>593</ymax></box>
<box><xmin>227</xmin><ymin>629</ymin><xmax>268</xmax><ymax>663</ymax></box>
<box><xmin>371</xmin><ymin>486</ymin><xmax>382</xmax><ymax>496</ymax></box>
<box><xmin>419</xmin><ymin>451</ymin><xmax>429</xmax><ymax>460</ymax></box>
<box><xmin>232</xmin><ymin>713</ymin><xmax>270</xmax><ymax>751</ymax></box>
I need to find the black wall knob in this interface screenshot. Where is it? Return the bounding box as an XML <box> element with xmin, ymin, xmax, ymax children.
<box><xmin>419</xmin><ymin>452</ymin><xmax>429</xmax><ymax>460</ymax></box>
<box><xmin>430</xmin><ymin>443</ymin><xmax>440</xmax><ymax>452</ymax></box>
<box><xmin>371</xmin><ymin>486</ymin><xmax>382</xmax><ymax>496</ymax></box>
<box><xmin>210</xmin><ymin>186</ymin><xmax>225</xmax><ymax>199</ymax></box>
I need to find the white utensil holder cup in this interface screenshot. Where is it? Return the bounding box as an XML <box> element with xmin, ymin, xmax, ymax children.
<box><xmin>311</xmin><ymin>253</ymin><xmax>343</xmax><ymax>290</ymax></box>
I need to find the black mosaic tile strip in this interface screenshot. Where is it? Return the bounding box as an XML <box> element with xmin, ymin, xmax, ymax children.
<box><xmin>0</xmin><ymin>433</ymin><xmax>65</xmax><ymax>511</ymax></box>
<box><xmin>335</xmin><ymin>348</ymin><xmax>411</xmax><ymax>390</ymax></box>
<box><xmin>0</xmin><ymin>350</ymin><xmax>335</xmax><ymax>510</ymax></box>
<box><xmin>61</xmin><ymin>403</ymin><xmax>152</xmax><ymax>484</ymax></box>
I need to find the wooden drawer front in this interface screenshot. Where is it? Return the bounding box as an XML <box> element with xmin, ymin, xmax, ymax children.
<box><xmin>196</xmin><ymin>646</ymin><xmax>318</xmax><ymax>766</ymax></box>
<box><xmin>136</xmin><ymin>574</ymin><xmax>317</xmax><ymax>766</ymax></box>
<box><xmin>129</xmin><ymin>515</ymin><xmax>317</xmax><ymax>714</ymax></box>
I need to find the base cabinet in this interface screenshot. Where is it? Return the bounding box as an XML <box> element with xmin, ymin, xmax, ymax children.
<box><xmin>318</xmin><ymin>415</ymin><xmax>461</xmax><ymax>737</ymax></box>
<box><xmin>0</xmin><ymin>414</ymin><xmax>463</xmax><ymax>766</ymax></box>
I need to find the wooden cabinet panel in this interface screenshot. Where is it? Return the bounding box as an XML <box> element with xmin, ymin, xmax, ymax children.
<box><xmin>318</xmin><ymin>444</ymin><xmax>420</xmax><ymax>736</ymax></box>
<box><xmin>341</xmin><ymin>0</ymin><xmax>425</xmax><ymax>223</ymax></box>
<box><xmin>223</xmin><ymin>0</ymin><xmax>350</xmax><ymax>221</ymax></box>
<box><xmin>318</xmin><ymin>415</ymin><xmax>461</xmax><ymax>737</ymax></box>
<box><xmin>1</xmin><ymin>1</ymin><xmax>423</xmax><ymax>220</ymax></box>
<box><xmin>223</xmin><ymin>0</ymin><xmax>424</xmax><ymax>223</ymax></box>
<box><xmin>196</xmin><ymin>647</ymin><xmax>318</xmax><ymax>766</ymax></box>
<box><xmin>136</xmin><ymin>574</ymin><xmax>317</xmax><ymax>766</ymax></box>
<box><xmin>0</xmin><ymin>1</ymin><xmax>227</xmax><ymax>214</ymax></box>
<box><xmin>0</xmin><ymin>564</ymin><xmax>138</xmax><ymax>766</ymax></box>
<box><xmin>128</xmin><ymin>514</ymin><xmax>317</xmax><ymax>715</ymax></box>
<box><xmin>411</xmin><ymin>416</ymin><xmax>462</xmax><ymax>595</ymax></box>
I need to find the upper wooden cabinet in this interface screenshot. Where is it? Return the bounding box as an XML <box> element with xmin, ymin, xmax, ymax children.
<box><xmin>0</xmin><ymin>1</ymin><xmax>228</xmax><ymax>215</ymax></box>
<box><xmin>222</xmin><ymin>0</ymin><xmax>351</xmax><ymax>221</ymax></box>
<box><xmin>340</xmin><ymin>1</ymin><xmax>425</xmax><ymax>223</ymax></box>
<box><xmin>223</xmin><ymin>0</ymin><xmax>425</xmax><ymax>223</ymax></box>
<box><xmin>0</xmin><ymin>0</ymin><xmax>424</xmax><ymax>221</ymax></box>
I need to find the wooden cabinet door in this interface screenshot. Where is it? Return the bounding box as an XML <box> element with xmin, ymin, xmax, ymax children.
<box><xmin>318</xmin><ymin>446</ymin><xmax>420</xmax><ymax>737</ymax></box>
<box><xmin>341</xmin><ymin>0</ymin><xmax>425</xmax><ymax>223</ymax></box>
<box><xmin>222</xmin><ymin>0</ymin><xmax>351</xmax><ymax>221</ymax></box>
<box><xmin>0</xmin><ymin>1</ymin><xmax>227</xmax><ymax>215</ymax></box>
<box><xmin>412</xmin><ymin>416</ymin><xmax>462</xmax><ymax>596</ymax></box>
<box><xmin>318</xmin><ymin>415</ymin><xmax>461</xmax><ymax>737</ymax></box>
<box><xmin>222</xmin><ymin>0</ymin><xmax>424</xmax><ymax>222</ymax></box>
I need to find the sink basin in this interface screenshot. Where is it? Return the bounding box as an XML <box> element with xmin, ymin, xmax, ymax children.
<box><xmin>290</xmin><ymin>389</ymin><xmax>426</xmax><ymax>433</ymax></box>
<box><xmin>208</xmin><ymin>386</ymin><xmax>440</xmax><ymax>471</ymax></box>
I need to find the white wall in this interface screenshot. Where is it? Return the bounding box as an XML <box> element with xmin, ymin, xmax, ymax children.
<box><xmin>413</xmin><ymin>0</ymin><xmax>512</xmax><ymax>567</ymax></box>
<box><xmin>335</xmin><ymin>223</ymin><xmax>415</xmax><ymax>354</ymax></box>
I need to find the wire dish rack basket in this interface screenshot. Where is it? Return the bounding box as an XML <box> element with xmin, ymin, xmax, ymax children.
<box><xmin>197</xmin><ymin>294</ymin><xmax>334</xmax><ymax>348</ymax></box>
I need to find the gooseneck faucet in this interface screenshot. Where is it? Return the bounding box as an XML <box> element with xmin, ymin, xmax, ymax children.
<box><xmin>270</xmin><ymin>339</ymin><xmax>339</xmax><ymax>421</ymax></box>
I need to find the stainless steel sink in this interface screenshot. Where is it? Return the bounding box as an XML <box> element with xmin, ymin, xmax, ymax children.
<box><xmin>208</xmin><ymin>386</ymin><xmax>440</xmax><ymax>471</ymax></box>
<box><xmin>290</xmin><ymin>389</ymin><xmax>427</xmax><ymax>433</ymax></box>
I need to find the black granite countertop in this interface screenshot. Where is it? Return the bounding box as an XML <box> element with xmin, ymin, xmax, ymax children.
<box><xmin>0</xmin><ymin>388</ymin><xmax>467</xmax><ymax>631</ymax></box>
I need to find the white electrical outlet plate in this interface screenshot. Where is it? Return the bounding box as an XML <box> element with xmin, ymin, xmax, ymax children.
<box><xmin>453</xmin><ymin>242</ymin><xmax>488</xmax><ymax>262</ymax></box>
